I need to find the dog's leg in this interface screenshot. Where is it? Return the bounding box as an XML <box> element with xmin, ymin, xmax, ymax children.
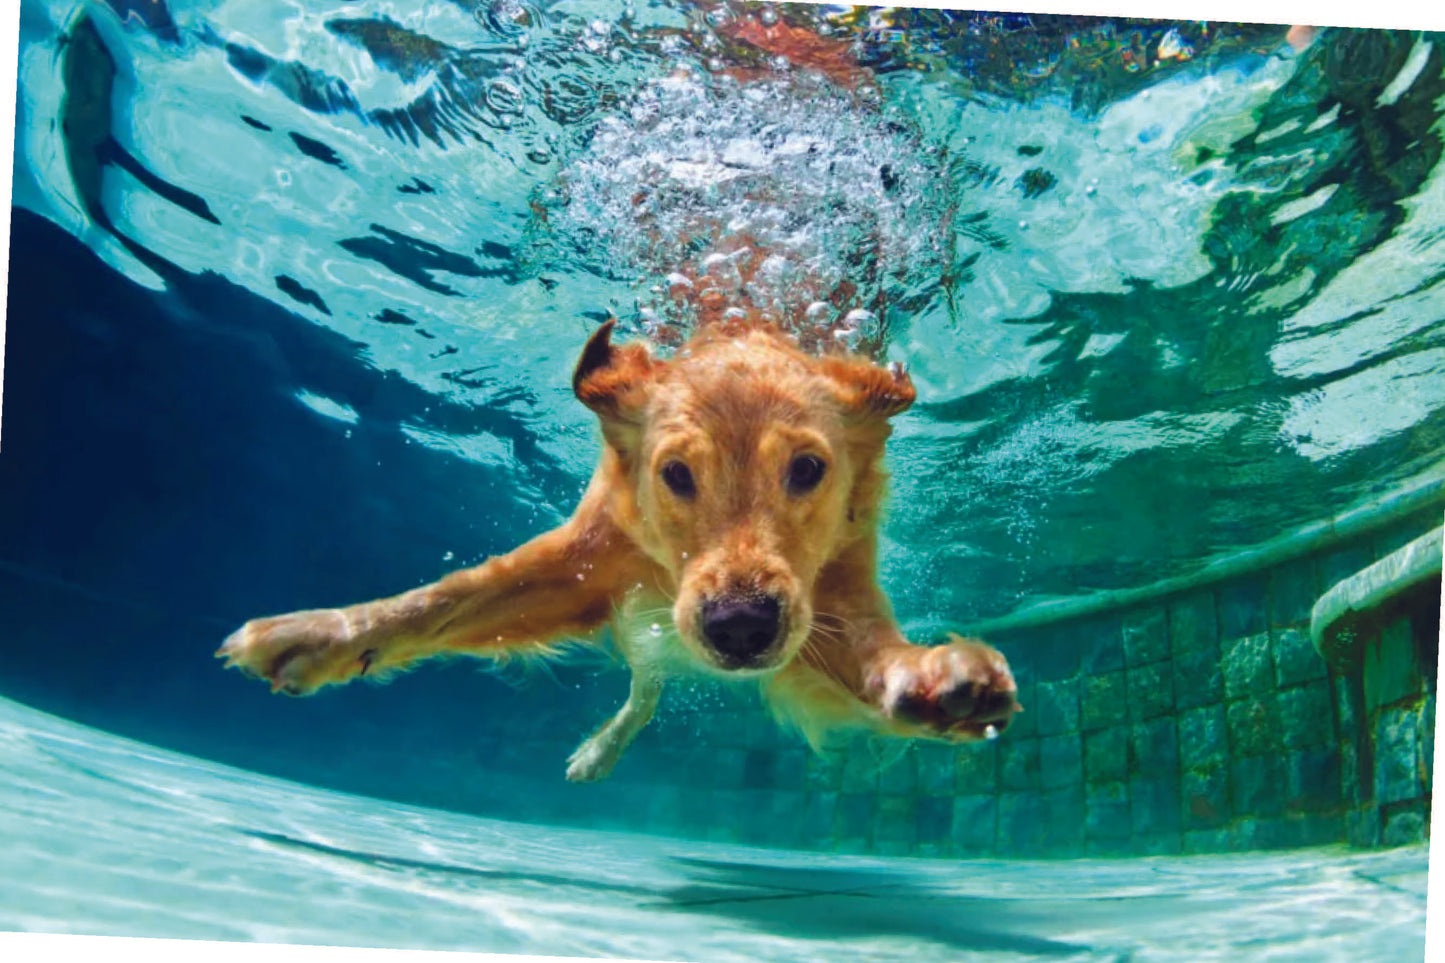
<box><xmin>218</xmin><ymin>506</ymin><xmax>652</xmax><ymax>696</ymax></box>
<box><xmin>565</xmin><ymin>667</ymin><xmax>663</xmax><ymax>782</ymax></box>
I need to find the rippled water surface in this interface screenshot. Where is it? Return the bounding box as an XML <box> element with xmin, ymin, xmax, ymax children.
<box><xmin>11</xmin><ymin>2</ymin><xmax>1445</xmax><ymax>622</ymax></box>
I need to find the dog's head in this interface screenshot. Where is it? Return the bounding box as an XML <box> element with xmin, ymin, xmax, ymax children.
<box><xmin>573</xmin><ymin>318</ymin><xmax>914</xmax><ymax>675</ymax></box>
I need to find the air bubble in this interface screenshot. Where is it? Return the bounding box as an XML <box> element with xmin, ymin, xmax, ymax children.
<box><xmin>759</xmin><ymin>5</ymin><xmax>778</xmax><ymax>26</ymax></box>
<box><xmin>486</xmin><ymin>79</ymin><xmax>524</xmax><ymax>115</ymax></box>
<box><xmin>753</xmin><ymin>254</ymin><xmax>793</xmax><ymax>293</ymax></box>
<box><xmin>548</xmin><ymin>75</ymin><xmax>952</xmax><ymax>343</ymax></box>
<box><xmin>699</xmin><ymin>253</ymin><xmax>743</xmax><ymax>290</ymax></box>
<box><xmin>483</xmin><ymin>0</ymin><xmax>532</xmax><ymax>33</ymax></box>
<box><xmin>842</xmin><ymin>308</ymin><xmax>879</xmax><ymax>338</ymax></box>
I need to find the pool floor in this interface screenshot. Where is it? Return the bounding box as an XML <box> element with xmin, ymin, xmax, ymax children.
<box><xmin>0</xmin><ymin>695</ymin><xmax>1430</xmax><ymax>962</ymax></box>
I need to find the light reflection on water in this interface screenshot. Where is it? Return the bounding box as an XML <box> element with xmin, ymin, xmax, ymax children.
<box><xmin>10</xmin><ymin>1</ymin><xmax>1445</xmax><ymax>624</ymax></box>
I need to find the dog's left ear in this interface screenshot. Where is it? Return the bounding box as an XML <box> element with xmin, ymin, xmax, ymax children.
<box><xmin>573</xmin><ymin>317</ymin><xmax>658</xmax><ymax>429</ymax></box>
<box><xmin>820</xmin><ymin>357</ymin><xmax>916</xmax><ymax>420</ymax></box>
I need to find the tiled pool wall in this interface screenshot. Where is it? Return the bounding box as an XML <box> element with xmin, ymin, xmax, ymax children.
<box><xmin>959</xmin><ymin>512</ymin><xmax>1438</xmax><ymax>859</ymax></box>
<box><xmin>529</xmin><ymin>503</ymin><xmax>1441</xmax><ymax>858</ymax></box>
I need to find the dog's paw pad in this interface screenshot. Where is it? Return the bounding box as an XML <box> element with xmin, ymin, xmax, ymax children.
<box><xmin>216</xmin><ymin>610</ymin><xmax>367</xmax><ymax>695</ymax></box>
<box><xmin>872</xmin><ymin>637</ymin><xmax>1019</xmax><ymax>740</ymax></box>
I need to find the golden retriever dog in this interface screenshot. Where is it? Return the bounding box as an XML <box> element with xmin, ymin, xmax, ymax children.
<box><xmin>218</xmin><ymin>314</ymin><xmax>1019</xmax><ymax>781</ymax></box>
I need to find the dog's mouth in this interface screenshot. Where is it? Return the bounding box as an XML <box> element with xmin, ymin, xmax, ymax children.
<box><xmin>697</xmin><ymin>593</ymin><xmax>789</xmax><ymax>672</ymax></box>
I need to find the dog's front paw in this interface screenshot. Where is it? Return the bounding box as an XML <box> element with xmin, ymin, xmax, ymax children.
<box><xmin>217</xmin><ymin>609</ymin><xmax>377</xmax><ymax>696</ymax></box>
<box><xmin>867</xmin><ymin>635</ymin><xmax>1020</xmax><ymax>740</ymax></box>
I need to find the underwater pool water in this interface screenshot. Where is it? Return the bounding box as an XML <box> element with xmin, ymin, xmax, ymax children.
<box><xmin>0</xmin><ymin>694</ymin><xmax>1431</xmax><ymax>961</ymax></box>
<box><xmin>2</xmin><ymin>1</ymin><xmax>1444</xmax><ymax>960</ymax></box>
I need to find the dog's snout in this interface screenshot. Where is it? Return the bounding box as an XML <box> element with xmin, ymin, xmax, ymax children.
<box><xmin>701</xmin><ymin>596</ymin><xmax>781</xmax><ymax>666</ymax></box>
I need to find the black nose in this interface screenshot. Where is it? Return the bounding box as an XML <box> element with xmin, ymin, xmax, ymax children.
<box><xmin>701</xmin><ymin>596</ymin><xmax>781</xmax><ymax>665</ymax></box>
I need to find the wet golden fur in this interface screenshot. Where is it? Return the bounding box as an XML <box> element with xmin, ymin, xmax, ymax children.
<box><xmin>219</xmin><ymin>318</ymin><xmax>1018</xmax><ymax>781</ymax></box>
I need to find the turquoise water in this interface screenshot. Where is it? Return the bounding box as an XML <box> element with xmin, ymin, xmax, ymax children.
<box><xmin>13</xmin><ymin>3</ymin><xmax>1444</xmax><ymax>621</ymax></box>
<box><xmin>0</xmin><ymin>694</ymin><xmax>1430</xmax><ymax>960</ymax></box>
<box><xmin>3</xmin><ymin>2</ymin><xmax>1444</xmax><ymax>959</ymax></box>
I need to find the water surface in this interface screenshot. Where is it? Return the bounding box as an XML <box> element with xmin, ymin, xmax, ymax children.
<box><xmin>12</xmin><ymin>3</ymin><xmax>1444</xmax><ymax>624</ymax></box>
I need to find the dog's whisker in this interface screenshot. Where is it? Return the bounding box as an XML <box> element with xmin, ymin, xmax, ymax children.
<box><xmin>639</xmin><ymin>607</ymin><xmax>683</xmax><ymax>631</ymax></box>
<box><xmin>807</xmin><ymin>624</ymin><xmax>842</xmax><ymax>647</ymax></box>
<box><xmin>806</xmin><ymin>617</ymin><xmax>848</xmax><ymax>644</ymax></box>
<box><xmin>809</xmin><ymin>611</ymin><xmax>854</xmax><ymax>633</ymax></box>
<box><xmin>800</xmin><ymin>634</ymin><xmax>849</xmax><ymax>692</ymax></box>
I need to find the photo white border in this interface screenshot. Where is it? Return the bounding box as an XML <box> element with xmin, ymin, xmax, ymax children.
<box><xmin>0</xmin><ymin>2</ymin><xmax>1438</xmax><ymax>962</ymax></box>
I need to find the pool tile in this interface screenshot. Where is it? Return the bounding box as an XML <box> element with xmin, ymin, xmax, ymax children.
<box><xmin>1122</xmin><ymin>606</ymin><xmax>1170</xmax><ymax>666</ymax></box>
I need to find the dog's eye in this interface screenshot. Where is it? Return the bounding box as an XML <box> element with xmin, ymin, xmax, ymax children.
<box><xmin>786</xmin><ymin>454</ymin><xmax>827</xmax><ymax>495</ymax></box>
<box><xmin>660</xmin><ymin>460</ymin><xmax>696</xmax><ymax>498</ymax></box>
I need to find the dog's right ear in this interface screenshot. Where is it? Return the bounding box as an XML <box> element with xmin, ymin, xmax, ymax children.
<box><xmin>572</xmin><ymin>318</ymin><xmax>657</xmax><ymax>433</ymax></box>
